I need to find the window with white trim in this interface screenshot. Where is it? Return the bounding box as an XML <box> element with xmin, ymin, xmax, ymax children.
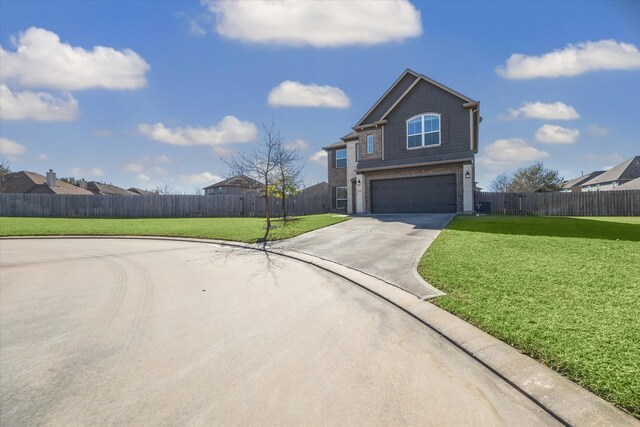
<box><xmin>367</xmin><ymin>135</ymin><xmax>374</xmax><ymax>154</ymax></box>
<box><xmin>336</xmin><ymin>186</ymin><xmax>347</xmax><ymax>209</ymax></box>
<box><xmin>335</xmin><ymin>148</ymin><xmax>346</xmax><ymax>168</ymax></box>
<box><xmin>355</xmin><ymin>143</ymin><xmax>360</xmax><ymax>161</ymax></box>
<box><xmin>407</xmin><ymin>114</ymin><xmax>441</xmax><ymax>149</ymax></box>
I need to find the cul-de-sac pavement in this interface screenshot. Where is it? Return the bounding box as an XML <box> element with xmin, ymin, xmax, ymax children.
<box><xmin>0</xmin><ymin>229</ymin><xmax>561</xmax><ymax>426</ymax></box>
<box><xmin>3</xmin><ymin>215</ymin><xmax>636</xmax><ymax>426</ymax></box>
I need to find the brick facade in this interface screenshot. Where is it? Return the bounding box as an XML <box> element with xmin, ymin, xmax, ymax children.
<box><xmin>326</xmin><ymin>147</ymin><xmax>347</xmax><ymax>211</ymax></box>
<box><xmin>357</xmin><ymin>127</ymin><xmax>383</xmax><ymax>162</ymax></box>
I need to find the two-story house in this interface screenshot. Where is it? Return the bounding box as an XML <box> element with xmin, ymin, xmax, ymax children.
<box><xmin>325</xmin><ymin>69</ymin><xmax>480</xmax><ymax>214</ymax></box>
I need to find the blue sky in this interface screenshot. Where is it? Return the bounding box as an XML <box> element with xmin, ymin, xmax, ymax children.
<box><xmin>1</xmin><ymin>0</ymin><xmax>639</xmax><ymax>192</ymax></box>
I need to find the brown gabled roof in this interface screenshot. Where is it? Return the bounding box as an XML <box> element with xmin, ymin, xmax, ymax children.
<box><xmin>128</xmin><ymin>187</ymin><xmax>158</xmax><ymax>196</ymax></box>
<box><xmin>354</xmin><ymin>68</ymin><xmax>476</xmax><ymax>128</ymax></box>
<box><xmin>340</xmin><ymin>131</ymin><xmax>359</xmax><ymax>141</ymax></box>
<box><xmin>562</xmin><ymin>171</ymin><xmax>605</xmax><ymax>189</ymax></box>
<box><xmin>0</xmin><ymin>171</ymin><xmax>93</xmax><ymax>195</ymax></box>
<box><xmin>87</xmin><ymin>181</ymin><xmax>138</xmax><ymax>196</ymax></box>
<box><xmin>203</xmin><ymin>174</ymin><xmax>263</xmax><ymax>190</ymax></box>
<box><xmin>322</xmin><ymin>141</ymin><xmax>347</xmax><ymax>150</ymax></box>
<box><xmin>581</xmin><ymin>156</ymin><xmax>640</xmax><ymax>186</ymax></box>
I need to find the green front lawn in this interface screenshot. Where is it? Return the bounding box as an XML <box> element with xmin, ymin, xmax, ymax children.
<box><xmin>419</xmin><ymin>215</ymin><xmax>640</xmax><ymax>417</ymax></box>
<box><xmin>0</xmin><ymin>214</ymin><xmax>350</xmax><ymax>243</ymax></box>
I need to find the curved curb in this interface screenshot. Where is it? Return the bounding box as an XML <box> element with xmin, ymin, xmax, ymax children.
<box><xmin>1</xmin><ymin>235</ymin><xmax>637</xmax><ymax>426</ymax></box>
<box><xmin>410</xmin><ymin>214</ymin><xmax>456</xmax><ymax>300</ymax></box>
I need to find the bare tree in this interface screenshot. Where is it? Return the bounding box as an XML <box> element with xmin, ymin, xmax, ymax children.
<box><xmin>489</xmin><ymin>172</ymin><xmax>511</xmax><ymax>192</ymax></box>
<box><xmin>225</xmin><ymin>121</ymin><xmax>280</xmax><ymax>229</ymax></box>
<box><xmin>0</xmin><ymin>158</ymin><xmax>10</xmax><ymax>176</ymax></box>
<box><xmin>0</xmin><ymin>158</ymin><xmax>11</xmax><ymax>192</ymax></box>
<box><xmin>272</xmin><ymin>142</ymin><xmax>304</xmax><ymax>219</ymax></box>
<box><xmin>490</xmin><ymin>162</ymin><xmax>564</xmax><ymax>193</ymax></box>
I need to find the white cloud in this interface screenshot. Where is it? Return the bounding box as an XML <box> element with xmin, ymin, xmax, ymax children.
<box><xmin>93</xmin><ymin>129</ymin><xmax>113</xmax><ymax>137</ymax></box>
<box><xmin>310</xmin><ymin>150</ymin><xmax>327</xmax><ymax>166</ymax></box>
<box><xmin>153</xmin><ymin>166</ymin><xmax>167</xmax><ymax>175</ymax></box>
<box><xmin>69</xmin><ymin>167</ymin><xmax>104</xmax><ymax>177</ymax></box>
<box><xmin>0</xmin><ymin>27</ymin><xmax>149</xmax><ymax>90</ymax></box>
<box><xmin>212</xmin><ymin>146</ymin><xmax>233</xmax><ymax>157</ymax></box>
<box><xmin>204</xmin><ymin>0</ymin><xmax>422</xmax><ymax>47</ymax></box>
<box><xmin>476</xmin><ymin>139</ymin><xmax>550</xmax><ymax>189</ymax></box>
<box><xmin>535</xmin><ymin>124</ymin><xmax>580</xmax><ymax>144</ymax></box>
<box><xmin>285</xmin><ymin>139</ymin><xmax>308</xmax><ymax>151</ymax></box>
<box><xmin>155</xmin><ymin>154</ymin><xmax>170</xmax><ymax>164</ymax></box>
<box><xmin>179</xmin><ymin>172</ymin><xmax>223</xmax><ymax>185</ymax></box>
<box><xmin>588</xmin><ymin>124</ymin><xmax>610</xmax><ymax>137</ymax></box>
<box><xmin>268</xmin><ymin>81</ymin><xmax>350</xmax><ymax>108</ymax></box>
<box><xmin>477</xmin><ymin>138</ymin><xmax>549</xmax><ymax>169</ymax></box>
<box><xmin>137</xmin><ymin>173</ymin><xmax>150</xmax><ymax>182</ymax></box>
<box><xmin>138</xmin><ymin>116</ymin><xmax>257</xmax><ymax>146</ymax></box>
<box><xmin>124</xmin><ymin>162</ymin><xmax>145</xmax><ymax>173</ymax></box>
<box><xmin>502</xmin><ymin>102</ymin><xmax>579</xmax><ymax>120</ymax></box>
<box><xmin>0</xmin><ymin>83</ymin><xmax>78</xmax><ymax>121</ymax></box>
<box><xmin>0</xmin><ymin>136</ymin><xmax>27</xmax><ymax>157</ymax></box>
<box><xmin>497</xmin><ymin>39</ymin><xmax>640</xmax><ymax>79</ymax></box>
<box><xmin>38</xmin><ymin>153</ymin><xmax>48</xmax><ymax>161</ymax></box>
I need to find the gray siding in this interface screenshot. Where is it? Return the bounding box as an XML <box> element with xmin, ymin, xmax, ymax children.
<box><xmin>360</xmin><ymin>74</ymin><xmax>417</xmax><ymax>125</ymax></box>
<box><xmin>359</xmin><ymin>80</ymin><xmax>472</xmax><ymax>168</ymax></box>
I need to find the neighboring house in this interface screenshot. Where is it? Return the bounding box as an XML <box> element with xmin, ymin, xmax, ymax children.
<box><xmin>128</xmin><ymin>187</ymin><xmax>158</xmax><ymax>196</ymax></box>
<box><xmin>203</xmin><ymin>175</ymin><xmax>264</xmax><ymax>196</ymax></box>
<box><xmin>611</xmin><ymin>177</ymin><xmax>640</xmax><ymax>191</ymax></box>
<box><xmin>324</xmin><ymin>68</ymin><xmax>480</xmax><ymax>214</ymax></box>
<box><xmin>0</xmin><ymin>170</ymin><xmax>93</xmax><ymax>195</ymax></box>
<box><xmin>561</xmin><ymin>171</ymin><xmax>604</xmax><ymax>192</ymax></box>
<box><xmin>298</xmin><ymin>181</ymin><xmax>329</xmax><ymax>197</ymax></box>
<box><xmin>580</xmin><ymin>156</ymin><xmax>640</xmax><ymax>191</ymax></box>
<box><xmin>85</xmin><ymin>181</ymin><xmax>138</xmax><ymax>196</ymax></box>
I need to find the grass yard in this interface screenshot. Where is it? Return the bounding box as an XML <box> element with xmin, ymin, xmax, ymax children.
<box><xmin>419</xmin><ymin>215</ymin><xmax>640</xmax><ymax>417</ymax></box>
<box><xmin>0</xmin><ymin>214</ymin><xmax>350</xmax><ymax>243</ymax></box>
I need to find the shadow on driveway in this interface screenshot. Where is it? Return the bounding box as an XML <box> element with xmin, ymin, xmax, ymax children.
<box><xmin>270</xmin><ymin>214</ymin><xmax>453</xmax><ymax>298</ymax></box>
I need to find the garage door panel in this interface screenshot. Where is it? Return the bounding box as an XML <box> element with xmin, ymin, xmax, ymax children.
<box><xmin>371</xmin><ymin>175</ymin><xmax>457</xmax><ymax>213</ymax></box>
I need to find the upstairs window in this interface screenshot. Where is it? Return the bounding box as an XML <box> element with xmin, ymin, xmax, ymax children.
<box><xmin>407</xmin><ymin>114</ymin><xmax>441</xmax><ymax>149</ymax></box>
<box><xmin>335</xmin><ymin>148</ymin><xmax>347</xmax><ymax>168</ymax></box>
<box><xmin>367</xmin><ymin>135</ymin><xmax>374</xmax><ymax>154</ymax></box>
<box><xmin>355</xmin><ymin>143</ymin><xmax>360</xmax><ymax>161</ymax></box>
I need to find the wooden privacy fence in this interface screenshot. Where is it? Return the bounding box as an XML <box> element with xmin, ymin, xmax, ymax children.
<box><xmin>0</xmin><ymin>193</ymin><xmax>330</xmax><ymax>218</ymax></box>
<box><xmin>476</xmin><ymin>190</ymin><xmax>640</xmax><ymax>216</ymax></box>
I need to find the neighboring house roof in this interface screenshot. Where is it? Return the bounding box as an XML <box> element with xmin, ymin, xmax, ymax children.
<box><xmin>128</xmin><ymin>187</ymin><xmax>158</xmax><ymax>196</ymax></box>
<box><xmin>322</xmin><ymin>141</ymin><xmax>347</xmax><ymax>150</ymax></box>
<box><xmin>87</xmin><ymin>181</ymin><xmax>138</xmax><ymax>196</ymax></box>
<box><xmin>562</xmin><ymin>171</ymin><xmax>604</xmax><ymax>189</ymax></box>
<box><xmin>612</xmin><ymin>177</ymin><xmax>640</xmax><ymax>190</ymax></box>
<box><xmin>0</xmin><ymin>171</ymin><xmax>93</xmax><ymax>195</ymax></box>
<box><xmin>581</xmin><ymin>156</ymin><xmax>640</xmax><ymax>186</ymax></box>
<box><xmin>299</xmin><ymin>181</ymin><xmax>329</xmax><ymax>196</ymax></box>
<box><xmin>354</xmin><ymin>68</ymin><xmax>476</xmax><ymax>129</ymax></box>
<box><xmin>203</xmin><ymin>175</ymin><xmax>263</xmax><ymax>190</ymax></box>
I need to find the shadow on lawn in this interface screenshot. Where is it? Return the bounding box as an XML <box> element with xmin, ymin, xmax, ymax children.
<box><xmin>448</xmin><ymin>215</ymin><xmax>640</xmax><ymax>242</ymax></box>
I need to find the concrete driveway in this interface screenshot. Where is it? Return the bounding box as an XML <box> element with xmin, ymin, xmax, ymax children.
<box><xmin>271</xmin><ymin>214</ymin><xmax>453</xmax><ymax>298</ymax></box>
<box><xmin>0</xmin><ymin>238</ymin><xmax>557</xmax><ymax>426</ymax></box>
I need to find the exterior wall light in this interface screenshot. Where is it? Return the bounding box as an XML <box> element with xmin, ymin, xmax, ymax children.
<box><xmin>465</xmin><ymin>171</ymin><xmax>471</xmax><ymax>179</ymax></box>
<box><xmin>357</xmin><ymin>179</ymin><xmax>361</xmax><ymax>186</ymax></box>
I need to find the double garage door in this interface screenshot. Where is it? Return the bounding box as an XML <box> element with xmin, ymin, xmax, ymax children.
<box><xmin>371</xmin><ymin>174</ymin><xmax>457</xmax><ymax>213</ymax></box>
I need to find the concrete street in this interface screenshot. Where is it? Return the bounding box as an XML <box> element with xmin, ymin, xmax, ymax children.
<box><xmin>0</xmin><ymin>238</ymin><xmax>557</xmax><ymax>426</ymax></box>
<box><xmin>271</xmin><ymin>214</ymin><xmax>453</xmax><ymax>298</ymax></box>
